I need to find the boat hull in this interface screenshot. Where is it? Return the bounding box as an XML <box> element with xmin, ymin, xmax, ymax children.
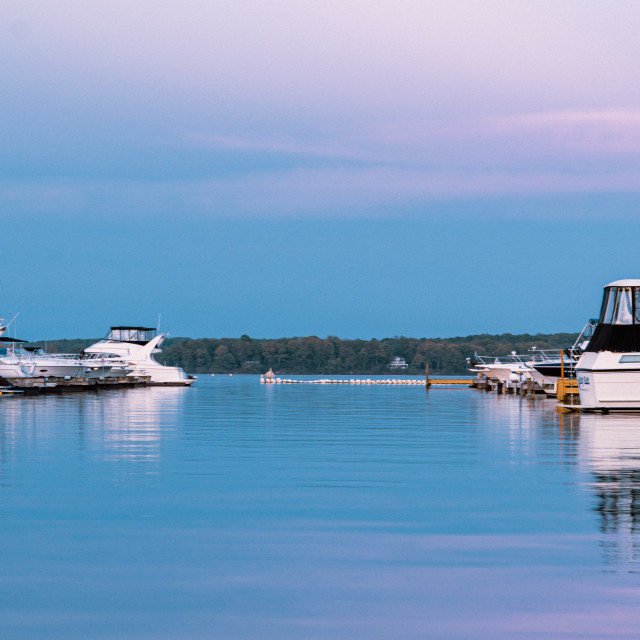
<box><xmin>576</xmin><ymin>351</ymin><xmax>640</xmax><ymax>409</ymax></box>
<box><xmin>530</xmin><ymin>361</ymin><xmax>577</xmax><ymax>396</ymax></box>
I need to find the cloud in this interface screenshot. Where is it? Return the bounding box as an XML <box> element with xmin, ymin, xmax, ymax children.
<box><xmin>487</xmin><ymin>109</ymin><xmax>640</xmax><ymax>155</ymax></box>
<box><xmin>186</xmin><ymin>133</ymin><xmax>370</xmax><ymax>162</ymax></box>
<box><xmin>187</xmin><ymin>108</ymin><xmax>640</xmax><ymax>171</ymax></box>
<box><xmin>4</xmin><ymin>161</ymin><xmax>640</xmax><ymax>221</ymax></box>
<box><xmin>4</xmin><ymin>4</ymin><xmax>640</xmax><ymax>220</ymax></box>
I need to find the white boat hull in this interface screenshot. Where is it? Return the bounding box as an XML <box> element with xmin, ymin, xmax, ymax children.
<box><xmin>0</xmin><ymin>362</ymin><xmax>30</xmax><ymax>378</ymax></box>
<box><xmin>576</xmin><ymin>351</ymin><xmax>640</xmax><ymax>410</ymax></box>
<box><xmin>125</xmin><ymin>364</ymin><xmax>195</xmax><ymax>385</ymax></box>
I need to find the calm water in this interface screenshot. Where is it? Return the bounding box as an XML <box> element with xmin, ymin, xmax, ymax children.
<box><xmin>1</xmin><ymin>375</ymin><xmax>640</xmax><ymax>638</ymax></box>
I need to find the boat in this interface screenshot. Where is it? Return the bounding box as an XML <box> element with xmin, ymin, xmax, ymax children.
<box><xmin>468</xmin><ymin>351</ymin><xmax>532</xmax><ymax>390</ymax></box>
<box><xmin>575</xmin><ymin>280</ymin><xmax>640</xmax><ymax>410</ymax></box>
<box><xmin>528</xmin><ymin>321</ymin><xmax>596</xmax><ymax>396</ymax></box>
<box><xmin>0</xmin><ymin>336</ymin><xmax>113</xmax><ymax>379</ymax></box>
<box><xmin>0</xmin><ymin>336</ymin><xmax>34</xmax><ymax>378</ymax></box>
<box><xmin>83</xmin><ymin>326</ymin><xmax>196</xmax><ymax>386</ymax></box>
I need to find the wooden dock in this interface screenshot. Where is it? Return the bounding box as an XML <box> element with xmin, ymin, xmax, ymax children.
<box><xmin>1</xmin><ymin>375</ymin><xmax>151</xmax><ymax>395</ymax></box>
<box><xmin>426</xmin><ymin>378</ymin><xmax>473</xmax><ymax>387</ymax></box>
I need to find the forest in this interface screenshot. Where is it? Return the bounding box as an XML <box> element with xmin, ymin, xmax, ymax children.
<box><xmin>32</xmin><ymin>331</ymin><xmax>580</xmax><ymax>375</ymax></box>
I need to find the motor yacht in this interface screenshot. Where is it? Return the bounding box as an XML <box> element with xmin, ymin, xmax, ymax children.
<box><xmin>83</xmin><ymin>326</ymin><xmax>196</xmax><ymax>386</ymax></box>
<box><xmin>0</xmin><ymin>337</ymin><xmax>33</xmax><ymax>378</ymax></box>
<box><xmin>576</xmin><ymin>280</ymin><xmax>640</xmax><ymax>410</ymax></box>
<box><xmin>0</xmin><ymin>337</ymin><xmax>113</xmax><ymax>379</ymax></box>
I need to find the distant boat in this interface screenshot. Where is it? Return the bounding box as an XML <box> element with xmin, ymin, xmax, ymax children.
<box><xmin>387</xmin><ymin>356</ymin><xmax>409</xmax><ymax>370</ymax></box>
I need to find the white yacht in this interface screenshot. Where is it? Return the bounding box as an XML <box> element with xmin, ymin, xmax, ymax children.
<box><xmin>0</xmin><ymin>336</ymin><xmax>113</xmax><ymax>379</ymax></box>
<box><xmin>468</xmin><ymin>352</ymin><xmax>532</xmax><ymax>390</ymax></box>
<box><xmin>576</xmin><ymin>280</ymin><xmax>640</xmax><ymax>410</ymax></box>
<box><xmin>0</xmin><ymin>337</ymin><xmax>33</xmax><ymax>378</ymax></box>
<box><xmin>83</xmin><ymin>326</ymin><xmax>196</xmax><ymax>386</ymax></box>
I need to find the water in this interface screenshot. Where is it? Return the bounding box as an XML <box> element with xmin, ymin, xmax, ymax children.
<box><xmin>1</xmin><ymin>375</ymin><xmax>640</xmax><ymax>638</ymax></box>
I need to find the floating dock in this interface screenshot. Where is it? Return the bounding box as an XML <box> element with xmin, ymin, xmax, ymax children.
<box><xmin>0</xmin><ymin>375</ymin><xmax>151</xmax><ymax>395</ymax></box>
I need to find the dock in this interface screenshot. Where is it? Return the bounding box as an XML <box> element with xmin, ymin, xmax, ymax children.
<box><xmin>0</xmin><ymin>375</ymin><xmax>151</xmax><ymax>395</ymax></box>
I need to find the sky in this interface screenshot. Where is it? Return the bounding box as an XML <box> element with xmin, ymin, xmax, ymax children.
<box><xmin>2</xmin><ymin>1</ymin><xmax>640</xmax><ymax>340</ymax></box>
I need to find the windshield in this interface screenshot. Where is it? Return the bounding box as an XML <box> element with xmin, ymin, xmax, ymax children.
<box><xmin>600</xmin><ymin>286</ymin><xmax>640</xmax><ymax>325</ymax></box>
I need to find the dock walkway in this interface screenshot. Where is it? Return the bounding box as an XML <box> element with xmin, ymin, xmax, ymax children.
<box><xmin>1</xmin><ymin>375</ymin><xmax>151</xmax><ymax>395</ymax></box>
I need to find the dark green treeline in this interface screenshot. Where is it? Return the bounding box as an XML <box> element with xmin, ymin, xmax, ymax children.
<box><xmin>32</xmin><ymin>332</ymin><xmax>578</xmax><ymax>375</ymax></box>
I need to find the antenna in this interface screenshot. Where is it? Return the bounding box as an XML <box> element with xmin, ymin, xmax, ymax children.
<box><xmin>6</xmin><ymin>312</ymin><xmax>20</xmax><ymax>329</ymax></box>
<box><xmin>157</xmin><ymin>312</ymin><xmax>162</xmax><ymax>333</ymax></box>
<box><xmin>5</xmin><ymin>312</ymin><xmax>20</xmax><ymax>338</ymax></box>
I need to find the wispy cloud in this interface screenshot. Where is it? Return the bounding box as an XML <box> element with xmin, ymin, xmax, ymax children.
<box><xmin>186</xmin><ymin>132</ymin><xmax>370</xmax><ymax>162</ymax></box>
<box><xmin>486</xmin><ymin>109</ymin><xmax>640</xmax><ymax>155</ymax></box>
<box><xmin>5</xmin><ymin>160</ymin><xmax>640</xmax><ymax>220</ymax></box>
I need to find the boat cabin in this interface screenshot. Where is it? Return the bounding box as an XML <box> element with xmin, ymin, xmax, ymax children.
<box><xmin>107</xmin><ymin>326</ymin><xmax>157</xmax><ymax>345</ymax></box>
<box><xmin>587</xmin><ymin>280</ymin><xmax>640</xmax><ymax>352</ymax></box>
<box><xmin>0</xmin><ymin>336</ymin><xmax>27</xmax><ymax>357</ymax></box>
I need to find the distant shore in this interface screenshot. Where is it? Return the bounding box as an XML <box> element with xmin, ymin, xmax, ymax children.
<box><xmin>30</xmin><ymin>331</ymin><xmax>579</xmax><ymax>376</ymax></box>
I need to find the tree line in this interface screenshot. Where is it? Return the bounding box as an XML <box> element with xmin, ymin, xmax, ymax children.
<box><xmin>30</xmin><ymin>331</ymin><xmax>579</xmax><ymax>375</ymax></box>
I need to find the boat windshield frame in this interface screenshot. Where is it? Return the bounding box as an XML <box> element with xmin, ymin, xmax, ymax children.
<box><xmin>106</xmin><ymin>326</ymin><xmax>157</xmax><ymax>345</ymax></box>
<box><xmin>599</xmin><ymin>286</ymin><xmax>640</xmax><ymax>325</ymax></box>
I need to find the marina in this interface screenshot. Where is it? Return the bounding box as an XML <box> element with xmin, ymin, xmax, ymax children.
<box><xmin>466</xmin><ymin>280</ymin><xmax>640</xmax><ymax>412</ymax></box>
<box><xmin>256</xmin><ymin>280</ymin><xmax>640</xmax><ymax>416</ymax></box>
<box><xmin>0</xmin><ymin>324</ymin><xmax>195</xmax><ymax>395</ymax></box>
<box><xmin>6</xmin><ymin>3</ymin><xmax>638</xmax><ymax>637</ymax></box>
<box><xmin>2</xmin><ymin>281</ymin><xmax>640</xmax><ymax>639</ymax></box>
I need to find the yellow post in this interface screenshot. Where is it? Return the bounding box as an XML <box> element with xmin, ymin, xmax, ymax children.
<box><xmin>558</xmin><ymin>350</ymin><xmax>567</xmax><ymax>403</ymax></box>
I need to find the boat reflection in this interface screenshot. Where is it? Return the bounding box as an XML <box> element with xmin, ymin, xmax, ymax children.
<box><xmin>577</xmin><ymin>411</ymin><xmax>640</xmax><ymax>572</ymax></box>
<box><xmin>0</xmin><ymin>387</ymin><xmax>186</xmax><ymax>474</ymax></box>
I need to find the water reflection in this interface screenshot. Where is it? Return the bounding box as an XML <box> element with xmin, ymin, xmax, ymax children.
<box><xmin>0</xmin><ymin>387</ymin><xmax>186</xmax><ymax>477</ymax></box>
<box><xmin>574</xmin><ymin>412</ymin><xmax>640</xmax><ymax>572</ymax></box>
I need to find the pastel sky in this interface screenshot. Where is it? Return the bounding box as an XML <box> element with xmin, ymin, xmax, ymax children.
<box><xmin>2</xmin><ymin>1</ymin><xmax>640</xmax><ymax>339</ymax></box>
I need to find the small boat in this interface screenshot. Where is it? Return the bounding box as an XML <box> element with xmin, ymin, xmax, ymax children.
<box><xmin>83</xmin><ymin>326</ymin><xmax>196</xmax><ymax>386</ymax></box>
<box><xmin>469</xmin><ymin>352</ymin><xmax>532</xmax><ymax>390</ymax></box>
<box><xmin>528</xmin><ymin>322</ymin><xmax>596</xmax><ymax>396</ymax></box>
<box><xmin>576</xmin><ymin>280</ymin><xmax>640</xmax><ymax>410</ymax></box>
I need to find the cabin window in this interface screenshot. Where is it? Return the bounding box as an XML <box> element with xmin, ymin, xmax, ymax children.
<box><xmin>614</xmin><ymin>287</ymin><xmax>633</xmax><ymax>324</ymax></box>
<box><xmin>634</xmin><ymin>289</ymin><xmax>640</xmax><ymax>324</ymax></box>
<box><xmin>620</xmin><ymin>355</ymin><xmax>640</xmax><ymax>363</ymax></box>
<box><xmin>602</xmin><ymin>286</ymin><xmax>636</xmax><ymax>324</ymax></box>
<box><xmin>601</xmin><ymin>288</ymin><xmax>615</xmax><ymax>323</ymax></box>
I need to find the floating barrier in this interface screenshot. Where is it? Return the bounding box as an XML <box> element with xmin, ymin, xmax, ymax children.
<box><xmin>260</xmin><ymin>376</ymin><xmax>472</xmax><ymax>387</ymax></box>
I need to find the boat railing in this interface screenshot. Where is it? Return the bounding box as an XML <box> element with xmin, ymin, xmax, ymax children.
<box><xmin>471</xmin><ymin>354</ymin><xmax>530</xmax><ymax>366</ymax></box>
<box><xmin>34</xmin><ymin>353</ymin><xmax>84</xmax><ymax>361</ymax></box>
<box><xmin>527</xmin><ymin>349</ymin><xmax>566</xmax><ymax>363</ymax></box>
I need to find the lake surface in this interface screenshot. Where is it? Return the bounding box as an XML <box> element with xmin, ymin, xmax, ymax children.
<box><xmin>1</xmin><ymin>375</ymin><xmax>640</xmax><ymax>638</ymax></box>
